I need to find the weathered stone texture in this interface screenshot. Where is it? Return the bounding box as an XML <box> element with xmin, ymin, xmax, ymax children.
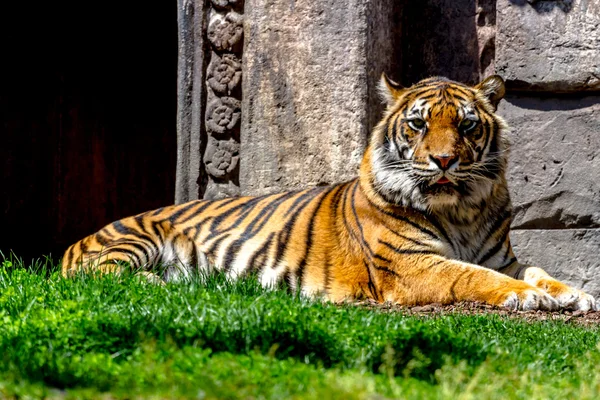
<box><xmin>496</xmin><ymin>0</ymin><xmax>600</xmax><ymax>92</ymax></box>
<box><xmin>175</xmin><ymin>0</ymin><xmax>207</xmax><ymax>204</ymax></box>
<box><xmin>500</xmin><ymin>95</ymin><xmax>600</xmax><ymax>229</ymax></box>
<box><xmin>203</xmin><ymin>3</ymin><xmax>245</xmax><ymax>199</ymax></box>
<box><xmin>240</xmin><ymin>0</ymin><xmax>399</xmax><ymax>196</ymax></box>
<box><xmin>511</xmin><ymin>229</ymin><xmax>600</xmax><ymax>298</ymax></box>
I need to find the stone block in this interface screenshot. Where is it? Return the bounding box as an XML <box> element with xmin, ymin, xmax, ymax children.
<box><xmin>496</xmin><ymin>0</ymin><xmax>600</xmax><ymax>92</ymax></box>
<box><xmin>510</xmin><ymin>229</ymin><xmax>600</xmax><ymax>298</ymax></box>
<box><xmin>240</xmin><ymin>0</ymin><xmax>400</xmax><ymax>196</ymax></box>
<box><xmin>500</xmin><ymin>95</ymin><xmax>600</xmax><ymax>229</ymax></box>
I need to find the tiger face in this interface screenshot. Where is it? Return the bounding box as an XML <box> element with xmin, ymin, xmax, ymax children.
<box><xmin>370</xmin><ymin>75</ymin><xmax>509</xmax><ymax>211</ymax></box>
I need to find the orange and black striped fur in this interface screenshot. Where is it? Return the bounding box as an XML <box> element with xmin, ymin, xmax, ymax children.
<box><xmin>62</xmin><ymin>75</ymin><xmax>597</xmax><ymax>311</ymax></box>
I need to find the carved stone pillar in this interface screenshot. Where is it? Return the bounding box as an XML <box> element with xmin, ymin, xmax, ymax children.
<box><xmin>204</xmin><ymin>1</ymin><xmax>244</xmax><ymax>198</ymax></box>
<box><xmin>176</xmin><ymin>0</ymin><xmax>244</xmax><ymax>202</ymax></box>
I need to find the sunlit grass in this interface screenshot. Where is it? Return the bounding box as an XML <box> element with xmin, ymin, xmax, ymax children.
<box><xmin>1</xmin><ymin>253</ymin><xmax>599</xmax><ymax>399</ymax></box>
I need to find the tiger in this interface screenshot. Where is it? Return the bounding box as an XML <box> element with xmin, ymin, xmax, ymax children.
<box><xmin>62</xmin><ymin>74</ymin><xmax>597</xmax><ymax>311</ymax></box>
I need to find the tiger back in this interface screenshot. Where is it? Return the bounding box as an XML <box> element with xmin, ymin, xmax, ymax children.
<box><xmin>62</xmin><ymin>75</ymin><xmax>597</xmax><ymax>311</ymax></box>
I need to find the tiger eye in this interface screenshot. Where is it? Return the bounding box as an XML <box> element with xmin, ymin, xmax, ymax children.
<box><xmin>408</xmin><ymin>118</ymin><xmax>426</xmax><ymax>131</ymax></box>
<box><xmin>459</xmin><ymin>119</ymin><xmax>477</xmax><ymax>131</ymax></box>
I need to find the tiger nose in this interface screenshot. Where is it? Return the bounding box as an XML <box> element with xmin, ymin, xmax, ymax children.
<box><xmin>430</xmin><ymin>154</ymin><xmax>458</xmax><ymax>171</ymax></box>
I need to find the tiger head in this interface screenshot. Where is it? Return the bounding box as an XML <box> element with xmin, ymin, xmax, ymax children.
<box><xmin>364</xmin><ymin>75</ymin><xmax>509</xmax><ymax>213</ymax></box>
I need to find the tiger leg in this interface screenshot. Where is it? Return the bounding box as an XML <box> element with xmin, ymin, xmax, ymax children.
<box><xmin>376</xmin><ymin>256</ymin><xmax>559</xmax><ymax>311</ymax></box>
<box><xmin>499</xmin><ymin>262</ymin><xmax>597</xmax><ymax>311</ymax></box>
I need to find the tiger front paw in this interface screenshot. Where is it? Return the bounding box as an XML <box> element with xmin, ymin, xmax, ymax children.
<box><xmin>536</xmin><ymin>279</ymin><xmax>597</xmax><ymax>311</ymax></box>
<box><xmin>499</xmin><ymin>285</ymin><xmax>559</xmax><ymax>311</ymax></box>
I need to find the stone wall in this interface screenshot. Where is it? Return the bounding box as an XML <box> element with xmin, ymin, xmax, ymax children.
<box><xmin>176</xmin><ymin>0</ymin><xmax>600</xmax><ymax>296</ymax></box>
<box><xmin>495</xmin><ymin>0</ymin><xmax>600</xmax><ymax>297</ymax></box>
<box><xmin>240</xmin><ymin>0</ymin><xmax>403</xmax><ymax>195</ymax></box>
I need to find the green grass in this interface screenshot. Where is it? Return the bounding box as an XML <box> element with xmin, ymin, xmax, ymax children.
<box><xmin>1</xmin><ymin>255</ymin><xmax>600</xmax><ymax>399</ymax></box>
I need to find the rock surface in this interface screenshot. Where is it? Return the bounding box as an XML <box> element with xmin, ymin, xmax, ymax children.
<box><xmin>500</xmin><ymin>95</ymin><xmax>600</xmax><ymax>230</ymax></box>
<box><xmin>510</xmin><ymin>229</ymin><xmax>600</xmax><ymax>298</ymax></box>
<box><xmin>240</xmin><ymin>0</ymin><xmax>399</xmax><ymax>196</ymax></box>
<box><xmin>496</xmin><ymin>0</ymin><xmax>600</xmax><ymax>92</ymax></box>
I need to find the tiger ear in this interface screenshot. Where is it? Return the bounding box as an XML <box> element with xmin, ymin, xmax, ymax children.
<box><xmin>475</xmin><ymin>75</ymin><xmax>506</xmax><ymax>110</ymax></box>
<box><xmin>378</xmin><ymin>73</ymin><xmax>405</xmax><ymax>106</ymax></box>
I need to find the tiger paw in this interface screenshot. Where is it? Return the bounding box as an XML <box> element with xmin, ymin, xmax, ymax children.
<box><xmin>500</xmin><ymin>286</ymin><xmax>560</xmax><ymax>311</ymax></box>
<box><xmin>536</xmin><ymin>279</ymin><xmax>597</xmax><ymax>311</ymax></box>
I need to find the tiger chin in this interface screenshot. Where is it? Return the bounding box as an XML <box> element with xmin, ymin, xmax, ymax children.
<box><xmin>62</xmin><ymin>74</ymin><xmax>597</xmax><ymax>312</ymax></box>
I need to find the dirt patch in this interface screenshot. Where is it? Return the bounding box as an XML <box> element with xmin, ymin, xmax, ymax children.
<box><xmin>354</xmin><ymin>300</ymin><xmax>600</xmax><ymax>327</ymax></box>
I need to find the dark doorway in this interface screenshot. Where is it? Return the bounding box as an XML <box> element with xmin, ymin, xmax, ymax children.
<box><xmin>1</xmin><ymin>1</ymin><xmax>178</xmax><ymax>262</ymax></box>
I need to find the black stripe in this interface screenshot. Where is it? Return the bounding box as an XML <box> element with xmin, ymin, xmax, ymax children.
<box><xmin>113</xmin><ymin>220</ymin><xmax>134</xmax><ymax>235</ymax></box>
<box><xmin>100</xmin><ymin>246</ymin><xmax>144</xmax><ymax>267</ymax></box>
<box><xmin>206</xmin><ymin>233</ymin><xmax>230</xmax><ymax>256</ymax></box>
<box><xmin>285</xmin><ymin>188</ymin><xmax>323</xmax><ymax>217</ymax></box>
<box><xmin>64</xmin><ymin>245</ymin><xmax>76</xmax><ymax>268</ymax></box>
<box><xmin>448</xmin><ymin>86</ymin><xmax>474</xmax><ymax>99</ymax></box>
<box><xmin>273</xmin><ymin>187</ymin><xmax>328</xmax><ymax>264</ymax></box>
<box><xmin>341</xmin><ymin>183</ymin><xmax>375</xmax><ymax>261</ymax></box>
<box><xmin>222</xmin><ymin>192</ymin><xmax>296</xmax><ymax>271</ymax></box>
<box><xmin>448</xmin><ymin>270</ymin><xmax>470</xmax><ymax>302</ymax></box>
<box><xmin>282</xmin><ymin>269</ymin><xmax>292</xmax><ymax>292</ymax></box>
<box><xmin>100</xmin><ymin>227</ymin><xmax>115</xmax><ymax>239</ymax></box>
<box><xmin>378</xmin><ymin>239</ymin><xmax>437</xmax><ymax>256</ymax></box>
<box><xmin>390</xmin><ymin>113</ymin><xmax>401</xmax><ymax>141</ymax></box>
<box><xmin>477</xmin><ymin>119</ymin><xmax>492</xmax><ymax>162</ymax></box>
<box><xmin>350</xmin><ymin>181</ymin><xmax>377</xmax><ymax>258</ymax></box>
<box><xmin>363</xmin><ymin>260</ymin><xmax>380</xmax><ymax>301</ymax></box>
<box><xmin>371</xmin><ymin>263</ymin><xmax>402</xmax><ymax>279</ymax></box>
<box><xmin>421</xmin><ymin>212</ymin><xmax>455</xmax><ymax>253</ymax></box>
<box><xmin>168</xmin><ymin>201</ymin><xmax>204</xmax><ymax>223</ymax></box>
<box><xmin>188</xmin><ymin>239</ymin><xmax>199</xmax><ymax>271</ymax></box>
<box><xmin>215</xmin><ymin>197</ymin><xmax>243</xmax><ymax>210</ymax></box>
<box><xmin>79</xmin><ymin>238</ymin><xmax>89</xmax><ymax>254</ymax></box>
<box><xmin>176</xmin><ymin>200</ymin><xmax>216</xmax><ymax>224</ymax></box>
<box><xmin>386</xmin><ymin>229</ymin><xmax>429</xmax><ymax>248</ymax></box>
<box><xmin>365</xmin><ymin>196</ymin><xmax>440</xmax><ymax>240</ymax></box>
<box><xmin>374</xmin><ymin>253</ymin><xmax>391</xmax><ymax>263</ymax></box>
<box><xmin>452</xmin><ymin>93</ymin><xmax>468</xmax><ymax>102</ymax></box>
<box><xmin>151</xmin><ymin>221</ymin><xmax>166</xmax><ymax>244</ymax></box>
<box><xmin>96</xmin><ymin>233</ymin><xmax>110</xmax><ymax>247</ymax></box>
<box><xmin>476</xmin><ymin>208</ymin><xmax>511</xmax><ymax>261</ymax></box>
<box><xmin>150</xmin><ymin>207</ymin><xmax>166</xmax><ymax>216</ymax></box>
<box><xmin>322</xmin><ymin>186</ymin><xmax>347</xmax><ymax>292</ymax></box>
<box><xmin>129</xmin><ymin>217</ymin><xmax>162</xmax><ymax>255</ymax></box>
<box><xmin>415</xmin><ymin>92</ymin><xmax>440</xmax><ymax>101</ymax></box>
<box><xmin>295</xmin><ymin>188</ymin><xmax>332</xmax><ymax>289</ymax></box>
<box><xmin>96</xmin><ymin>248</ymin><xmax>144</xmax><ymax>269</ymax></box>
<box><xmin>246</xmin><ymin>232</ymin><xmax>276</xmax><ymax>274</ymax></box>
<box><xmin>209</xmin><ymin>195</ymin><xmax>270</xmax><ymax>235</ymax></box>
<box><xmin>246</xmin><ymin>192</ymin><xmax>298</xmax><ymax>237</ymax></box>
<box><xmin>500</xmin><ymin>244</ymin><xmax>512</xmax><ymax>266</ymax></box>
<box><xmin>478</xmin><ymin>225</ymin><xmax>511</xmax><ymax>265</ymax></box>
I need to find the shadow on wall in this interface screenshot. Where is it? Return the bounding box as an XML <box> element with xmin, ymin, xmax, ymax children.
<box><xmin>503</xmin><ymin>93</ymin><xmax>600</xmax><ymax>112</ymax></box>
<box><xmin>400</xmin><ymin>0</ymin><xmax>496</xmax><ymax>86</ymax></box>
<box><xmin>507</xmin><ymin>0</ymin><xmax>573</xmax><ymax>13</ymax></box>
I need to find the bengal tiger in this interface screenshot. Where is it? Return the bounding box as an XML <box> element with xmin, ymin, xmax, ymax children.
<box><xmin>62</xmin><ymin>74</ymin><xmax>597</xmax><ymax>311</ymax></box>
